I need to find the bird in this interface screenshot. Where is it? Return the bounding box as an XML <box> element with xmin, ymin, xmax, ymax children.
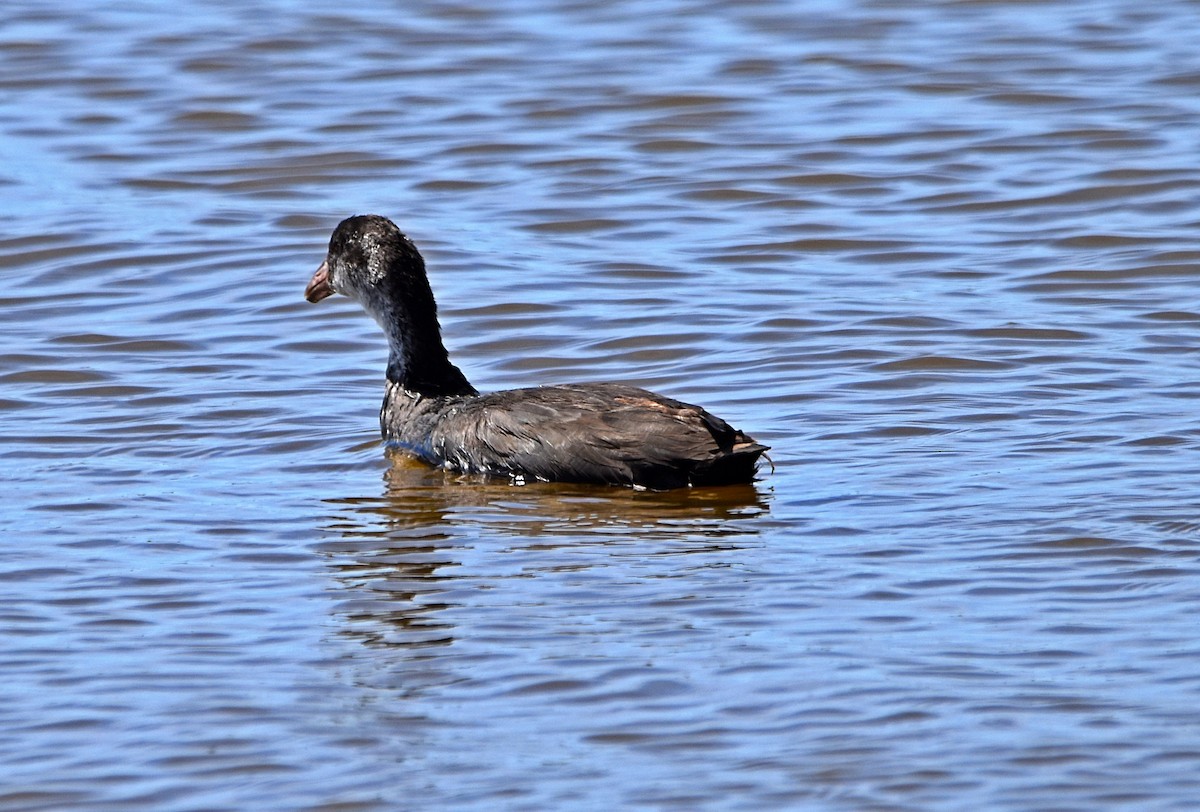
<box><xmin>304</xmin><ymin>214</ymin><xmax>768</xmax><ymax>490</ymax></box>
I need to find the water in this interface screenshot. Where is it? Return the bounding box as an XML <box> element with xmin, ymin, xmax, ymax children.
<box><xmin>4</xmin><ymin>0</ymin><xmax>1200</xmax><ymax>808</ymax></box>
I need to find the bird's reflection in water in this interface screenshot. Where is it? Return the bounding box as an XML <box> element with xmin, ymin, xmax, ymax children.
<box><xmin>316</xmin><ymin>450</ymin><xmax>771</xmax><ymax>657</ymax></box>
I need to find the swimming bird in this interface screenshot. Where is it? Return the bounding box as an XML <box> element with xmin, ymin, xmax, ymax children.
<box><xmin>305</xmin><ymin>214</ymin><xmax>768</xmax><ymax>490</ymax></box>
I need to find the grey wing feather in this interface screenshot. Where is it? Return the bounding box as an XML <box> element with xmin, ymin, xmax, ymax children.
<box><xmin>438</xmin><ymin>384</ymin><xmax>765</xmax><ymax>488</ymax></box>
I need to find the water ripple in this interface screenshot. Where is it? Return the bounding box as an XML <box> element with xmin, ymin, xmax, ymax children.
<box><xmin>4</xmin><ymin>0</ymin><xmax>1200</xmax><ymax>809</ymax></box>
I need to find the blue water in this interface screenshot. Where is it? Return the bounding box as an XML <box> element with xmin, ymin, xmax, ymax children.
<box><xmin>4</xmin><ymin>1</ymin><xmax>1200</xmax><ymax>809</ymax></box>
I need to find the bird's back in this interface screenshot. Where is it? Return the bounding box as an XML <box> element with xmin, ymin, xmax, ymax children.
<box><xmin>383</xmin><ymin>382</ymin><xmax>768</xmax><ymax>489</ymax></box>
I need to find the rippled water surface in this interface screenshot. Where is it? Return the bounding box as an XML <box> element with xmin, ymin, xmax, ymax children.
<box><xmin>5</xmin><ymin>1</ymin><xmax>1200</xmax><ymax>809</ymax></box>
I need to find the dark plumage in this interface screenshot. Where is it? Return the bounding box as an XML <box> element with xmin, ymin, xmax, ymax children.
<box><xmin>305</xmin><ymin>214</ymin><xmax>768</xmax><ymax>490</ymax></box>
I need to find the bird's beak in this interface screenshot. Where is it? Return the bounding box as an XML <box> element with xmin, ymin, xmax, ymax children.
<box><xmin>305</xmin><ymin>260</ymin><xmax>334</xmax><ymax>303</ymax></box>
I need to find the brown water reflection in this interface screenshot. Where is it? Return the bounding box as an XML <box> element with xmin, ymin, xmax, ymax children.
<box><xmin>378</xmin><ymin>453</ymin><xmax>770</xmax><ymax>531</ymax></box>
<box><xmin>319</xmin><ymin>454</ymin><xmax>769</xmax><ymax>650</ymax></box>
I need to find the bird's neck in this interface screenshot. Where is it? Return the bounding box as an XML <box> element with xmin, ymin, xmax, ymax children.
<box><xmin>367</xmin><ymin>295</ymin><xmax>476</xmax><ymax>398</ymax></box>
<box><xmin>385</xmin><ymin>337</ymin><xmax>476</xmax><ymax>398</ymax></box>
